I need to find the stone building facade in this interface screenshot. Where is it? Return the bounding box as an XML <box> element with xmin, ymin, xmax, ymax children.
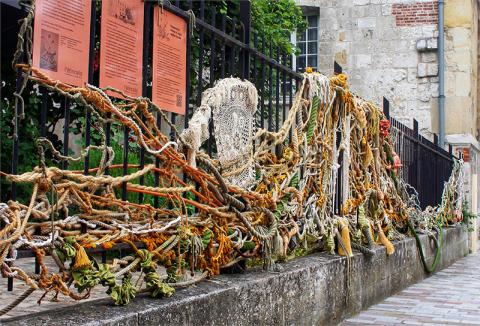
<box><xmin>294</xmin><ymin>0</ymin><xmax>479</xmax><ymax>239</ymax></box>
<box><xmin>295</xmin><ymin>0</ymin><xmax>478</xmax><ymax>139</ymax></box>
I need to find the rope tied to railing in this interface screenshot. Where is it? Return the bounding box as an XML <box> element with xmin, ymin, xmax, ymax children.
<box><xmin>0</xmin><ymin>59</ymin><xmax>466</xmax><ymax>314</ymax></box>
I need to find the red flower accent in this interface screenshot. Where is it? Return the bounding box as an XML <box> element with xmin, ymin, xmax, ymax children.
<box><xmin>380</xmin><ymin>119</ymin><xmax>391</xmax><ymax>138</ymax></box>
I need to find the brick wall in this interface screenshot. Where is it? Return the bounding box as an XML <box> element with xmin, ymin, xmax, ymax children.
<box><xmin>392</xmin><ymin>2</ymin><xmax>438</xmax><ymax>27</ymax></box>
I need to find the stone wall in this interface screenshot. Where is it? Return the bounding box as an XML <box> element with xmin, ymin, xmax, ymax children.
<box><xmin>2</xmin><ymin>226</ymin><xmax>468</xmax><ymax>326</ymax></box>
<box><xmin>296</xmin><ymin>0</ymin><xmax>479</xmax><ymax>141</ymax></box>
<box><xmin>298</xmin><ymin>0</ymin><xmax>440</xmax><ymax>137</ymax></box>
<box><xmin>296</xmin><ymin>0</ymin><xmax>480</xmax><ymax>220</ymax></box>
<box><xmin>439</xmin><ymin>0</ymin><xmax>478</xmax><ymax>137</ymax></box>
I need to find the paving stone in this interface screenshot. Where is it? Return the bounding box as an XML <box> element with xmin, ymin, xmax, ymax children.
<box><xmin>0</xmin><ymin>255</ymin><xmax>108</xmax><ymax>320</ymax></box>
<box><xmin>341</xmin><ymin>252</ymin><xmax>480</xmax><ymax>326</ymax></box>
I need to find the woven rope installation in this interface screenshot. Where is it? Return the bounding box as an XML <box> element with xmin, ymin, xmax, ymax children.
<box><xmin>0</xmin><ymin>7</ymin><xmax>466</xmax><ymax>314</ymax></box>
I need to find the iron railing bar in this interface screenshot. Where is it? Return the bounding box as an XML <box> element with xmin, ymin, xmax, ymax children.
<box><xmin>62</xmin><ymin>98</ymin><xmax>70</xmax><ymax>170</ymax></box>
<box><xmin>154</xmin><ymin>111</ymin><xmax>162</xmax><ymax>208</ymax></box>
<box><xmin>195</xmin><ymin>0</ymin><xmax>205</xmax><ymax>107</ymax></box>
<box><xmin>268</xmin><ymin>41</ymin><xmax>273</xmax><ymax>132</ymax></box>
<box><xmin>282</xmin><ymin>52</ymin><xmax>287</xmax><ymax>124</ymax></box>
<box><xmin>122</xmin><ymin>125</ymin><xmax>129</xmax><ymax>201</ymax></box>
<box><xmin>184</xmin><ymin>0</ymin><xmax>193</xmax><ymax>128</ymax></box>
<box><xmin>220</xmin><ymin>14</ymin><xmax>226</xmax><ymax>78</ymax></box>
<box><xmin>391</xmin><ymin>128</ymin><xmax>454</xmax><ymax>162</ymax></box>
<box><xmin>260</xmin><ymin>36</ymin><xmax>266</xmax><ymax>129</ymax></box>
<box><xmin>207</xmin><ymin>6</ymin><xmax>216</xmax><ymax>155</ymax></box>
<box><xmin>84</xmin><ymin>0</ymin><xmax>97</xmax><ymax>176</ymax></box>
<box><xmin>139</xmin><ymin>1</ymin><xmax>153</xmax><ymax>204</ymax></box>
<box><xmin>159</xmin><ymin>1</ymin><xmax>301</xmax><ymax>79</ymax></box>
<box><xmin>275</xmin><ymin>47</ymin><xmax>280</xmax><ymax>132</ymax></box>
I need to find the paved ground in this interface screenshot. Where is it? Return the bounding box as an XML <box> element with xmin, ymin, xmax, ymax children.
<box><xmin>3</xmin><ymin>252</ymin><xmax>479</xmax><ymax>324</ymax></box>
<box><xmin>341</xmin><ymin>252</ymin><xmax>480</xmax><ymax>326</ymax></box>
<box><xmin>0</xmin><ymin>255</ymin><xmax>107</xmax><ymax>320</ymax></box>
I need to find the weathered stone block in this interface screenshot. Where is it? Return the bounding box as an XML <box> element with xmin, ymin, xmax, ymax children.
<box><xmin>407</xmin><ymin>67</ymin><xmax>418</xmax><ymax>83</ymax></box>
<box><xmin>422</xmin><ymin>26</ymin><xmax>437</xmax><ymax>39</ymax></box>
<box><xmin>353</xmin><ymin>0</ymin><xmax>370</xmax><ymax>5</ymax></box>
<box><xmin>417</xmin><ymin>37</ymin><xmax>438</xmax><ymax>51</ymax></box>
<box><xmin>455</xmin><ymin>72</ymin><xmax>471</xmax><ymax>97</ymax></box>
<box><xmin>426</xmin><ymin>37</ymin><xmax>438</xmax><ymax>49</ymax></box>
<box><xmin>416</xmin><ymin>39</ymin><xmax>427</xmax><ymax>51</ymax></box>
<box><xmin>418</xmin><ymin>63</ymin><xmax>438</xmax><ymax>77</ymax></box>
<box><xmin>446</xmin><ymin>48</ymin><xmax>471</xmax><ymax>69</ymax></box>
<box><xmin>357</xmin><ymin>17</ymin><xmax>376</xmax><ymax>28</ymax></box>
<box><xmin>381</xmin><ymin>4</ymin><xmax>392</xmax><ymax>15</ymax></box>
<box><xmin>448</xmin><ymin>27</ymin><xmax>471</xmax><ymax>48</ymax></box>
<box><xmin>355</xmin><ymin>54</ymin><xmax>372</xmax><ymax>67</ymax></box>
<box><xmin>392</xmin><ymin>52</ymin><xmax>417</xmax><ymax>68</ymax></box>
<box><xmin>421</xmin><ymin>52</ymin><xmax>437</xmax><ymax>63</ymax></box>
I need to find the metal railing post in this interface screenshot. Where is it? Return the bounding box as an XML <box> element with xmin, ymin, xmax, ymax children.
<box><xmin>239</xmin><ymin>0</ymin><xmax>251</xmax><ymax>79</ymax></box>
<box><xmin>334</xmin><ymin>61</ymin><xmax>343</xmax><ymax>214</ymax></box>
<box><xmin>413</xmin><ymin>119</ymin><xmax>421</xmax><ymax>203</ymax></box>
<box><xmin>334</xmin><ymin>61</ymin><xmax>342</xmax><ymax>74</ymax></box>
<box><xmin>383</xmin><ymin>97</ymin><xmax>390</xmax><ymax>118</ymax></box>
<box><xmin>433</xmin><ymin>134</ymin><xmax>439</xmax><ymax>205</ymax></box>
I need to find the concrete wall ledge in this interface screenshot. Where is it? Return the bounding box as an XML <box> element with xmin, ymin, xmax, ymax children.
<box><xmin>2</xmin><ymin>226</ymin><xmax>468</xmax><ymax>326</ymax></box>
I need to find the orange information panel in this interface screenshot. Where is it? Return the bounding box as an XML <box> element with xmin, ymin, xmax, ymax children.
<box><xmin>152</xmin><ymin>8</ymin><xmax>187</xmax><ymax>115</ymax></box>
<box><xmin>32</xmin><ymin>0</ymin><xmax>91</xmax><ymax>86</ymax></box>
<box><xmin>99</xmin><ymin>0</ymin><xmax>144</xmax><ymax>98</ymax></box>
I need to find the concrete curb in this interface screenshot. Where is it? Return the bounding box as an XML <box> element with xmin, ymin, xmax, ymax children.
<box><xmin>2</xmin><ymin>226</ymin><xmax>468</xmax><ymax>326</ymax></box>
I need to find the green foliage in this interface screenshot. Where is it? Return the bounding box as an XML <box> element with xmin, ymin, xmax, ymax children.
<box><xmin>251</xmin><ymin>0</ymin><xmax>307</xmax><ymax>54</ymax></box>
<box><xmin>201</xmin><ymin>229</ymin><xmax>213</xmax><ymax>248</ymax></box>
<box><xmin>307</xmin><ymin>96</ymin><xmax>319</xmax><ymax>141</ymax></box>
<box><xmin>0</xmin><ymin>64</ymin><xmax>82</xmax><ymax>202</ymax></box>
<box><xmin>140</xmin><ymin>249</ymin><xmax>175</xmax><ymax>298</ymax></box>
<box><xmin>462</xmin><ymin>200</ymin><xmax>477</xmax><ymax>232</ymax></box>
<box><xmin>1</xmin><ymin>0</ymin><xmax>305</xmax><ymax>204</ymax></box>
<box><xmin>68</xmin><ymin>133</ymin><xmax>162</xmax><ymax>205</ymax></box>
<box><xmin>109</xmin><ymin>274</ymin><xmax>136</xmax><ymax>305</ymax></box>
<box><xmin>72</xmin><ymin>268</ymin><xmax>101</xmax><ymax>293</ymax></box>
<box><xmin>241</xmin><ymin>240</ymin><xmax>256</xmax><ymax>251</ymax></box>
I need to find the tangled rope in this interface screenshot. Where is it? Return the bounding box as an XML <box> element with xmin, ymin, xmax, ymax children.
<box><xmin>1</xmin><ymin>11</ymin><xmax>467</xmax><ymax>310</ymax></box>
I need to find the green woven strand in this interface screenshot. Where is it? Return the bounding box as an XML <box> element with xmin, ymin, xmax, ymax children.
<box><xmin>307</xmin><ymin>96</ymin><xmax>320</xmax><ymax>142</ymax></box>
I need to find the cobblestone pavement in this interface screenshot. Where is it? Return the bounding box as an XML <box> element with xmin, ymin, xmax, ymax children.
<box><xmin>342</xmin><ymin>252</ymin><xmax>480</xmax><ymax>325</ymax></box>
<box><xmin>0</xmin><ymin>256</ymin><xmax>107</xmax><ymax>320</ymax></box>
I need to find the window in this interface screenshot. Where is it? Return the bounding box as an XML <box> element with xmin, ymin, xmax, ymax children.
<box><xmin>295</xmin><ymin>15</ymin><xmax>318</xmax><ymax>72</ymax></box>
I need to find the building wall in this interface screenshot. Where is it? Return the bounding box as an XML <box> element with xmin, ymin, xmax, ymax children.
<box><xmin>439</xmin><ymin>0</ymin><xmax>478</xmax><ymax>137</ymax></box>
<box><xmin>296</xmin><ymin>0</ymin><xmax>479</xmax><ymax>142</ymax></box>
<box><xmin>295</xmin><ymin>0</ymin><xmax>480</xmax><ymax>218</ymax></box>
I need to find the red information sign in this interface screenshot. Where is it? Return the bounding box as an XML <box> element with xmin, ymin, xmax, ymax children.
<box><xmin>152</xmin><ymin>8</ymin><xmax>187</xmax><ymax>115</ymax></box>
<box><xmin>32</xmin><ymin>0</ymin><xmax>91</xmax><ymax>86</ymax></box>
<box><xmin>99</xmin><ymin>0</ymin><xmax>144</xmax><ymax>98</ymax></box>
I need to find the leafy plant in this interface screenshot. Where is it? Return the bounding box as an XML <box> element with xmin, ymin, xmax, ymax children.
<box><xmin>1</xmin><ymin>0</ymin><xmax>306</xmax><ymax>204</ymax></box>
<box><xmin>251</xmin><ymin>0</ymin><xmax>307</xmax><ymax>54</ymax></box>
<box><xmin>461</xmin><ymin>200</ymin><xmax>477</xmax><ymax>232</ymax></box>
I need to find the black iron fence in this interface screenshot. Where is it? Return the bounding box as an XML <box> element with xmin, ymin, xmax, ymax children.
<box><xmin>1</xmin><ymin>0</ymin><xmax>302</xmax><ymax>292</ymax></box>
<box><xmin>1</xmin><ymin>0</ymin><xmax>454</xmax><ymax>293</ymax></box>
<box><xmin>388</xmin><ymin>110</ymin><xmax>454</xmax><ymax>209</ymax></box>
<box><xmin>332</xmin><ymin>64</ymin><xmax>455</xmax><ymax>211</ymax></box>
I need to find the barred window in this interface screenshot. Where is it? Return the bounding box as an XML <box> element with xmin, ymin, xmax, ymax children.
<box><xmin>295</xmin><ymin>15</ymin><xmax>318</xmax><ymax>72</ymax></box>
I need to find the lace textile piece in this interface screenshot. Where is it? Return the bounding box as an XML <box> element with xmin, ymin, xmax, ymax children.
<box><xmin>181</xmin><ymin>78</ymin><xmax>258</xmax><ymax>187</ymax></box>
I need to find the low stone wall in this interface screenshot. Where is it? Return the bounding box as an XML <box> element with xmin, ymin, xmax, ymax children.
<box><xmin>4</xmin><ymin>226</ymin><xmax>468</xmax><ymax>326</ymax></box>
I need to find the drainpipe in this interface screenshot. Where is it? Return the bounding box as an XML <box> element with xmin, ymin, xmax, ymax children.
<box><xmin>438</xmin><ymin>0</ymin><xmax>445</xmax><ymax>147</ymax></box>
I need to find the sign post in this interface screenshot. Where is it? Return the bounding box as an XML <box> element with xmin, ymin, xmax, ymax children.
<box><xmin>99</xmin><ymin>0</ymin><xmax>145</xmax><ymax>98</ymax></box>
<box><xmin>152</xmin><ymin>7</ymin><xmax>187</xmax><ymax>115</ymax></box>
<box><xmin>32</xmin><ymin>0</ymin><xmax>92</xmax><ymax>86</ymax></box>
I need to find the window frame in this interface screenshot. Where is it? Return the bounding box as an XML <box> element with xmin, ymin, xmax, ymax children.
<box><xmin>293</xmin><ymin>14</ymin><xmax>319</xmax><ymax>72</ymax></box>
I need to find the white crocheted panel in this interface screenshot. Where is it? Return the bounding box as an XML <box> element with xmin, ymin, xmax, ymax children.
<box><xmin>181</xmin><ymin>78</ymin><xmax>258</xmax><ymax>188</ymax></box>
